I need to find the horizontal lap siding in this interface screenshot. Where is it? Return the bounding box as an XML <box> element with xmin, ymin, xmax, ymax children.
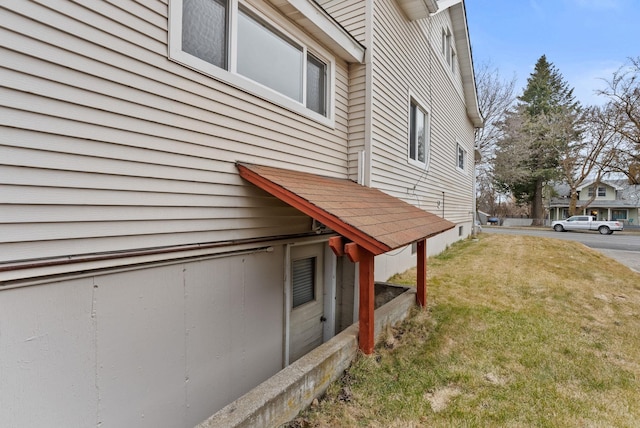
<box><xmin>317</xmin><ymin>0</ymin><xmax>366</xmax><ymax>43</ymax></box>
<box><xmin>348</xmin><ymin>63</ymin><xmax>367</xmax><ymax>181</ymax></box>
<box><xmin>317</xmin><ymin>0</ymin><xmax>367</xmax><ymax>181</ymax></box>
<box><xmin>0</xmin><ymin>0</ymin><xmax>350</xmax><ymax>263</ymax></box>
<box><xmin>370</xmin><ymin>0</ymin><xmax>475</xmax><ymax>224</ymax></box>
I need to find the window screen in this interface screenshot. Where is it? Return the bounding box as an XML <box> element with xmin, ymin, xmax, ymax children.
<box><xmin>292</xmin><ymin>257</ymin><xmax>315</xmax><ymax>308</ymax></box>
<box><xmin>306</xmin><ymin>54</ymin><xmax>327</xmax><ymax>115</ymax></box>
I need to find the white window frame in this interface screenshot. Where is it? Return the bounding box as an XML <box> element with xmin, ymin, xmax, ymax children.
<box><xmin>588</xmin><ymin>186</ymin><xmax>607</xmax><ymax>197</ymax></box>
<box><xmin>450</xmin><ymin>47</ymin><xmax>456</xmax><ymax>74</ymax></box>
<box><xmin>456</xmin><ymin>142</ymin><xmax>466</xmax><ymax>172</ymax></box>
<box><xmin>440</xmin><ymin>26</ymin><xmax>456</xmax><ymax>75</ymax></box>
<box><xmin>168</xmin><ymin>0</ymin><xmax>335</xmax><ymax>127</ymax></box>
<box><xmin>408</xmin><ymin>94</ymin><xmax>431</xmax><ymax>169</ymax></box>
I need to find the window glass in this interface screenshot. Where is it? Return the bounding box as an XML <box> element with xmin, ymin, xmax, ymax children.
<box><xmin>445</xmin><ymin>30</ymin><xmax>452</xmax><ymax>65</ymax></box>
<box><xmin>598</xmin><ymin>187</ymin><xmax>606</xmax><ymax>197</ymax></box>
<box><xmin>410</xmin><ymin>101</ymin><xmax>427</xmax><ymax>164</ymax></box>
<box><xmin>612</xmin><ymin>210</ymin><xmax>627</xmax><ymax>219</ymax></box>
<box><xmin>306</xmin><ymin>54</ymin><xmax>327</xmax><ymax>115</ymax></box>
<box><xmin>457</xmin><ymin>144</ymin><xmax>465</xmax><ymax>169</ymax></box>
<box><xmin>237</xmin><ymin>9</ymin><xmax>303</xmax><ymax>102</ymax></box>
<box><xmin>182</xmin><ymin>0</ymin><xmax>227</xmax><ymax>69</ymax></box>
<box><xmin>451</xmin><ymin>49</ymin><xmax>456</xmax><ymax>73</ymax></box>
<box><xmin>174</xmin><ymin>0</ymin><xmax>331</xmax><ymax>119</ymax></box>
<box><xmin>292</xmin><ymin>257</ymin><xmax>316</xmax><ymax>308</ymax></box>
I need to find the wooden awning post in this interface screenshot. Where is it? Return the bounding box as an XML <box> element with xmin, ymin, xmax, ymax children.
<box><xmin>416</xmin><ymin>239</ymin><xmax>427</xmax><ymax>308</ymax></box>
<box><xmin>344</xmin><ymin>242</ymin><xmax>375</xmax><ymax>355</ymax></box>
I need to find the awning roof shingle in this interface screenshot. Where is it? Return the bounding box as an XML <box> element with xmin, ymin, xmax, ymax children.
<box><xmin>237</xmin><ymin>163</ymin><xmax>455</xmax><ymax>255</ymax></box>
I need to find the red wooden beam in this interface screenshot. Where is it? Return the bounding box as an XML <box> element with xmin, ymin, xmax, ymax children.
<box><xmin>416</xmin><ymin>239</ymin><xmax>427</xmax><ymax>308</ymax></box>
<box><xmin>328</xmin><ymin>236</ymin><xmax>344</xmax><ymax>257</ymax></box>
<box><xmin>345</xmin><ymin>243</ymin><xmax>375</xmax><ymax>354</ymax></box>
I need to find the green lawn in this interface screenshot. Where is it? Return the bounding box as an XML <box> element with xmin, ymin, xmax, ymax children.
<box><xmin>290</xmin><ymin>234</ymin><xmax>640</xmax><ymax>427</ymax></box>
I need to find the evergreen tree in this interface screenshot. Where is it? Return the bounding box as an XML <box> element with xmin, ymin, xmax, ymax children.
<box><xmin>494</xmin><ymin>55</ymin><xmax>582</xmax><ymax>225</ymax></box>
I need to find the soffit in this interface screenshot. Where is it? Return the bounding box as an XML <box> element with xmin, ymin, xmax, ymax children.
<box><xmin>435</xmin><ymin>0</ymin><xmax>483</xmax><ymax>127</ymax></box>
<box><xmin>397</xmin><ymin>0</ymin><xmax>439</xmax><ymax>21</ymax></box>
<box><xmin>237</xmin><ymin>163</ymin><xmax>455</xmax><ymax>255</ymax></box>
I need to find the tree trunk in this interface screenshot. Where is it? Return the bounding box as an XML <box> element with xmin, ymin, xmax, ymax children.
<box><xmin>531</xmin><ymin>177</ymin><xmax>545</xmax><ymax>226</ymax></box>
<box><xmin>569</xmin><ymin>187</ymin><xmax>578</xmax><ymax>216</ymax></box>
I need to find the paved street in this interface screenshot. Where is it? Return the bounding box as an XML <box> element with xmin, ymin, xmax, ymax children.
<box><xmin>483</xmin><ymin>226</ymin><xmax>640</xmax><ymax>272</ymax></box>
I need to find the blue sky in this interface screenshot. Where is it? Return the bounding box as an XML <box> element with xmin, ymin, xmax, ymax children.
<box><xmin>465</xmin><ymin>0</ymin><xmax>640</xmax><ymax>106</ymax></box>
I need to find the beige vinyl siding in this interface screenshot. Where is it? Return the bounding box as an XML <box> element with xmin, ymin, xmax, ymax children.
<box><xmin>0</xmin><ymin>0</ymin><xmax>350</xmax><ymax>266</ymax></box>
<box><xmin>347</xmin><ymin>63</ymin><xmax>368</xmax><ymax>181</ymax></box>
<box><xmin>368</xmin><ymin>0</ymin><xmax>475</xmax><ymax>225</ymax></box>
<box><xmin>317</xmin><ymin>0</ymin><xmax>366</xmax><ymax>43</ymax></box>
<box><xmin>315</xmin><ymin>0</ymin><xmax>367</xmax><ymax>182</ymax></box>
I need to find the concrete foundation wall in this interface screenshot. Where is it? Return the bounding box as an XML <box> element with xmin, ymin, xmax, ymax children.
<box><xmin>0</xmin><ymin>248</ymin><xmax>284</xmax><ymax>428</ymax></box>
<box><xmin>197</xmin><ymin>288</ymin><xmax>418</xmax><ymax>428</ymax></box>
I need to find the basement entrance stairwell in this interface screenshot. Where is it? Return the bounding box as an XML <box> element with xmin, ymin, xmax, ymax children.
<box><xmin>237</xmin><ymin>162</ymin><xmax>455</xmax><ymax>354</ymax></box>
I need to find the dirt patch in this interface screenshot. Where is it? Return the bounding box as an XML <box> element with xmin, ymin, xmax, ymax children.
<box><xmin>424</xmin><ymin>386</ymin><xmax>461</xmax><ymax>412</ymax></box>
<box><xmin>375</xmin><ymin>282</ymin><xmax>408</xmax><ymax>309</ymax></box>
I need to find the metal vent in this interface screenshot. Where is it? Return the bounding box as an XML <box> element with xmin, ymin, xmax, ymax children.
<box><xmin>292</xmin><ymin>257</ymin><xmax>315</xmax><ymax>308</ymax></box>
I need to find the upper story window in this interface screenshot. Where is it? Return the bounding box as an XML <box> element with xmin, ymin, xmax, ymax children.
<box><xmin>409</xmin><ymin>97</ymin><xmax>430</xmax><ymax>167</ymax></box>
<box><xmin>587</xmin><ymin>186</ymin><xmax>606</xmax><ymax>197</ymax></box>
<box><xmin>456</xmin><ymin>142</ymin><xmax>466</xmax><ymax>171</ymax></box>
<box><xmin>171</xmin><ymin>0</ymin><xmax>331</xmax><ymax>121</ymax></box>
<box><xmin>441</xmin><ymin>26</ymin><xmax>455</xmax><ymax>74</ymax></box>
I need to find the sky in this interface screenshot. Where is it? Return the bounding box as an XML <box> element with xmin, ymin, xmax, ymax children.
<box><xmin>465</xmin><ymin>0</ymin><xmax>640</xmax><ymax>106</ymax></box>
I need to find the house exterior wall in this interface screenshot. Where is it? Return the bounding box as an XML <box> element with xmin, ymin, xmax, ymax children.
<box><xmin>369</xmin><ymin>0</ymin><xmax>476</xmax><ymax>278</ymax></box>
<box><xmin>368</xmin><ymin>0</ymin><xmax>475</xmax><ymax>222</ymax></box>
<box><xmin>1</xmin><ymin>0</ymin><xmax>355</xmax><ymax>425</ymax></box>
<box><xmin>1</xmin><ymin>0</ymin><xmax>351</xmax><ymax>271</ymax></box>
<box><xmin>1</xmin><ymin>0</ymin><xmax>479</xmax><ymax>424</ymax></box>
<box><xmin>316</xmin><ymin>0</ymin><xmax>478</xmax><ymax>281</ymax></box>
<box><xmin>578</xmin><ymin>184</ymin><xmax>616</xmax><ymax>201</ymax></box>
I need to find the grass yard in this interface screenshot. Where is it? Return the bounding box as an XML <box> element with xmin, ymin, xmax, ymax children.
<box><xmin>290</xmin><ymin>234</ymin><xmax>640</xmax><ymax>427</ymax></box>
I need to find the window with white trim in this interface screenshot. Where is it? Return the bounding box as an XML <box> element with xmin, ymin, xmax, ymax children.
<box><xmin>409</xmin><ymin>98</ymin><xmax>430</xmax><ymax>166</ymax></box>
<box><xmin>441</xmin><ymin>26</ymin><xmax>455</xmax><ymax>73</ymax></box>
<box><xmin>171</xmin><ymin>0</ymin><xmax>330</xmax><ymax>119</ymax></box>
<box><xmin>587</xmin><ymin>186</ymin><xmax>606</xmax><ymax>197</ymax></box>
<box><xmin>457</xmin><ymin>143</ymin><xmax>466</xmax><ymax>171</ymax></box>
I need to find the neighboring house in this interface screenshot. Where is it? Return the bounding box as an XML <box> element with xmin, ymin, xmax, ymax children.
<box><xmin>0</xmin><ymin>0</ymin><xmax>481</xmax><ymax>426</ymax></box>
<box><xmin>550</xmin><ymin>180</ymin><xmax>640</xmax><ymax>225</ymax></box>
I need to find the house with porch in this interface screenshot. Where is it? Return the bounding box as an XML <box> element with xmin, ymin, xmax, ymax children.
<box><xmin>550</xmin><ymin>180</ymin><xmax>640</xmax><ymax>226</ymax></box>
<box><xmin>0</xmin><ymin>0</ymin><xmax>481</xmax><ymax>426</ymax></box>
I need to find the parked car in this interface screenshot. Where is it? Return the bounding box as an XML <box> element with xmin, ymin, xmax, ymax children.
<box><xmin>487</xmin><ymin>217</ymin><xmax>500</xmax><ymax>225</ymax></box>
<box><xmin>551</xmin><ymin>216</ymin><xmax>624</xmax><ymax>235</ymax></box>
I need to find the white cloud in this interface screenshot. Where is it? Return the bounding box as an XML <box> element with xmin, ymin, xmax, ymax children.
<box><xmin>564</xmin><ymin>60</ymin><xmax>623</xmax><ymax>105</ymax></box>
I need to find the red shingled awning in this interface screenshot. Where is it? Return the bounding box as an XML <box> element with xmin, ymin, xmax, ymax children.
<box><xmin>236</xmin><ymin>163</ymin><xmax>455</xmax><ymax>254</ymax></box>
